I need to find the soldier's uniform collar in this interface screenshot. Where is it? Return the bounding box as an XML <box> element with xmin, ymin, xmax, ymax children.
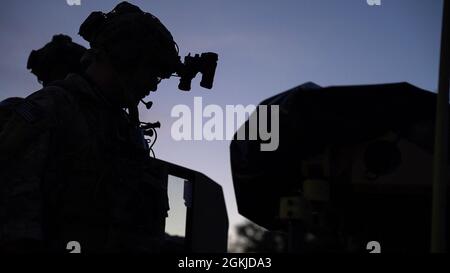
<box><xmin>64</xmin><ymin>73</ymin><xmax>120</xmax><ymax>111</ymax></box>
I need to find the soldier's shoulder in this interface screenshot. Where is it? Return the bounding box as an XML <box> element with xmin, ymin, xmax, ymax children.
<box><xmin>26</xmin><ymin>80</ymin><xmax>85</xmax><ymax>115</ymax></box>
<box><xmin>12</xmin><ymin>81</ymin><xmax>82</xmax><ymax>126</ymax></box>
<box><xmin>26</xmin><ymin>84</ymin><xmax>74</xmax><ymax>108</ymax></box>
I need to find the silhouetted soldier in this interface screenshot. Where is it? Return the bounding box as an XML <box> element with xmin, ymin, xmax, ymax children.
<box><xmin>0</xmin><ymin>2</ymin><xmax>180</xmax><ymax>253</ymax></box>
<box><xmin>27</xmin><ymin>34</ymin><xmax>87</xmax><ymax>87</ymax></box>
<box><xmin>0</xmin><ymin>35</ymin><xmax>86</xmax><ymax>136</ymax></box>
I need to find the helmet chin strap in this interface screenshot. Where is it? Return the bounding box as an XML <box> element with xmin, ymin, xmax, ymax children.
<box><xmin>106</xmin><ymin>55</ymin><xmax>160</xmax><ymax>125</ymax></box>
<box><xmin>115</xmin><ymin>73</ymin><xmax>158</xmax><ymax>126</ymax></box>
<box><xmin>108</xmin><ymin>66</ymin><xmax>142</xmax><ymax>125</ymax></box>
<box><xmin>128</xmin><ymin>104</ymin><xmax>140</xmax><ymax>126</ymax></box>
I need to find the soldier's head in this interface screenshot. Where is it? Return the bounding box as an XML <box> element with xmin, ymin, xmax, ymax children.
<box><xmin>79</xmin><ymin>1</ymin><xmax>180</xmax><ymax>108</ymax></box>
<box><xmin>27</xmin><ymin>34</ymin><xmax>87</xmax><ymax>86</ymax></box>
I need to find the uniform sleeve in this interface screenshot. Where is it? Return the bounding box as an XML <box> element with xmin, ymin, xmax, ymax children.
<box><xmin>0</xmin><ymin>87</ymin><xmax>65</xmax><ymax>248</ymax></box>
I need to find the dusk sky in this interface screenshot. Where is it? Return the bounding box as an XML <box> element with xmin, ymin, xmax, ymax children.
<box><xmin>0</xmin><ymin>0</ymin><xmax>444</xmax><ymax>242</ymax></box>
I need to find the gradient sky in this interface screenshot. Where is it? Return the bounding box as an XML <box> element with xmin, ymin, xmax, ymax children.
<box><xmin>0</xmin><ymin>0</ymin><xmax>444</xmax><ymax>242</ymax></box>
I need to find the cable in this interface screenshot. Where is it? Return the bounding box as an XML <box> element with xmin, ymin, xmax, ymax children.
<box><xmin>142</xmin><ymin>126</ymin><xmax>158</xmax><ymax>158</ymax></box>
<box><xmin>149</xmin><ymin>128</ymin><xmax>158</xmax><ymax>151</ymax></box>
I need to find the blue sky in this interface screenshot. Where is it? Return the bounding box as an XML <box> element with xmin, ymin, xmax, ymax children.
<box><xmin>0</xmin><ymin>0</ymin><xmax>444</xmax><ymax>241</ymax></box>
